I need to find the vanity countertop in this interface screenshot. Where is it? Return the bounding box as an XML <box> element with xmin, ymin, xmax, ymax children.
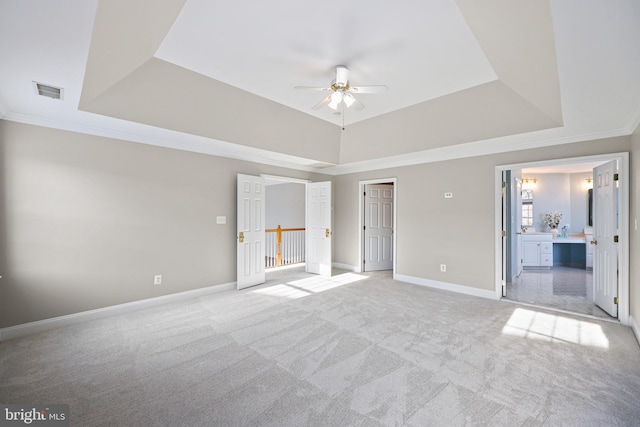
<box><xmin>553</xmin><ymin>234</ymin><xmax>587</xmax><ymax>243</ymax></box>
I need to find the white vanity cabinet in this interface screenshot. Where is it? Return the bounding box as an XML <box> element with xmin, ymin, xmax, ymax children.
<box><xmin>521</xmin><ymin>234</ymin><xmax>553</xmax><ymax>268</ymax></box>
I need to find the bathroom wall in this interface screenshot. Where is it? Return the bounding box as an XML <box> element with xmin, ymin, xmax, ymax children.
<box><xmin>529</xmin><ymin>173</ymin><xmax>571</xmax><ymax>232</ymax></box>
<box><xmin>528</xmin><ymin>172</ymin><xmax>591</xmax><ymax>234</ymax></box>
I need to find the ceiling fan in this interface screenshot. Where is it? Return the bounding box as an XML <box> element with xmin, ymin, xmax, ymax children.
<box><xmin>295</xmin><ymin>65</ymin><xmax>387</xmax><ymax>111</ymax></box>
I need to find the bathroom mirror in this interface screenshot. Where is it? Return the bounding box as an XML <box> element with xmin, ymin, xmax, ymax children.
<box><xmin>588</xmin><ymin>188</ymin><xmax>593</xmax><ymax>226</ymax></box>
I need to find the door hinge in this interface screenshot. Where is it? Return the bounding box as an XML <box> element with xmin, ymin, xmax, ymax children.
<box><xmin>502</xmin><ymin>181</ymin><xmax>506</xmax><ymax>188</ymax></box>
<box><xmin>614</xmin><ymin>173</ymin><xmax>619</xmax><ymax>181</ymax></box>
<box><xmin>363</xmin><ymin>260</ymin><xmax>366</xmax><ymax>265</ymax></box>
<box><xmin>613</xmin><ymin>235</ymin><xmax>619</xmax><ymax>243</ymax></box>
<box><xmin>501</xmin><ymin>230</ymin><xmax>506</xmax><ymax>237</ymax></box>
<box><xmin>363</xmin><ymin>225</ymin><xmax>366</xmax><ymax>230</ymax></box>
<box><xmin>363</xmin><ymin>191</ymin><xmax>366</xmax><ymax>196</ymax></box>
<box><xmin>614</xmin><ymin>296</ymin><xmax>619</xmax><ymax>305</ymax></box>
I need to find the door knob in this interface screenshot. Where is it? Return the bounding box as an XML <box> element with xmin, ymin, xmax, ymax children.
<box><xmin>238</xmin><ymin>231</ymin><xmax>244</xmax><ymax>243</ymax></box>
<box><xmin>325</xmin><ymin>228</ymin><xmax>330</xmax><ymax>238</ymax></box>
<box><xmin>591</xmin><ymin>240</ymin><xmax>597</xmax><ymax>245</ymax></box>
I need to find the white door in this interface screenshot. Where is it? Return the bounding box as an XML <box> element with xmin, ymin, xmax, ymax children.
<box><xmin>364</xmin><ymin>184</ymin><xmax>394</xmax><ymax>271</ymax></box>
<box><xmin>306</xmin><ymin>181</ymin><xmax>332</xmax><ymax>276</ymax></box>
<box><xmin>237</xmin><ymin>174</ymin><xmax>265</xmax><ymax>290</ymax></box>
<box><xmin>514</xmin><ymin>178</ymin><xmax>524</xmax><ymax>277</ymax></box>
<box><xmin>593</xmin><ymin>161</ymin><xmax>618</xmax><ymax>317</ymax></box>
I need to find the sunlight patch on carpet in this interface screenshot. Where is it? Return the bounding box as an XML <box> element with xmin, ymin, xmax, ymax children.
<box><xmin>252</xmin><ymin>284</ymin><xmax>312</xmax><ymax>299</ymax></box>
<box><xmin>501</xmin><ymin>308</ymin><xmax>610</xmax><ymax>349</ymax></box>
<box><xmin>253</xmin><ymin>273</ymin><xmax>368</xmax><ymax>299</ymax></box>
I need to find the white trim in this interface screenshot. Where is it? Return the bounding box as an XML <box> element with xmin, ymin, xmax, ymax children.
<box><xmin>2</xmin><ymin>113</ymin><xmax>326</xmax><ymax>173</ymax></box>
<box><xmin>495</xmin><ymin>152</ymin><xmax>630</xmax><ymax>325</ymax></box>
<box><xmin>324</xmin><ymin>127</ymin><xmax>631</xmax><ymax>175</ymax></box>
<box><xmin>332</xmin><ymin>262</ymin><xmax>358</xmax><ymax>272</ymax></box>
<box><xmin>3</xmin><ymin>112</ymin><xmax>635</xmax><ymax>177</ymax></box>
<box><xmin>396</xmin><ymin>274</ymin><xmax>499</xmax><ymax>301</ymax></box>
<box><xmin>630</xmin><ymin>316</ymin><xmax>640</xmax><ymax>347</ymax></box>
<box><xmin>261</xmin><ymin>174</ymin><xmax>311</xmax><ymax>185</ymax></box>
<box><xmin>0</xmin><ymin>282</ymin><xmax>236</xmax><ymax>342</ymax></box>
<box><xmin>358</xmin><ymin>178</ymin><xmax>398</xmax><ymax>278</ymax></box>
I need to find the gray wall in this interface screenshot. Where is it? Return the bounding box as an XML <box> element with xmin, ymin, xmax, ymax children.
<box><xmin>0</xmin><ymin>120</ymin><xmax>326</xmax><ymax>328</ymax></box>
<box><xmin>2</xmin><ymin>119</ymin><xmax>639</xmax><ymax>332</ymax></box>
<box><xmin>265</xmin><ymin>183</ymin><xmax>305</xmax><ymax>229</ymax></box>
<box><xmin>333</xmin><ymin>136</ymin><xmax>634</xmax><ymax>295</ymax></box>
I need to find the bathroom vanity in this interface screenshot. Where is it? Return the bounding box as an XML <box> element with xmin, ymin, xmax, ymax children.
<box><xmin>521</xmin><ymin>233</ymin><xmax>553</xmax><ymax>268</ymax></box>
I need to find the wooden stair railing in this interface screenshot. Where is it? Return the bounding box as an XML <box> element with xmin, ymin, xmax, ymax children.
<box><xmin>265</xmin><ymin>225</ymin><xmax>305</xmax><ymax>268</ymax></box>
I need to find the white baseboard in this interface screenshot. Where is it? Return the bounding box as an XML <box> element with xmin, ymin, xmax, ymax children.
<box><xmin>395</xmin><ymin>274</ymin><xmax>499</xmax><ymax>301</ymax></box>
<box><xmin>630</xmin><ymin>315</ymin><xmax>640</xmax><ymax>347</ymax></box>
<box><xmin>332</xmin><ymin>262</ymin><xmax>359</xmax><ymax>272</ymax></box>
<box><xmin>0</xmin><ymin>282</ymin><xmax>236</xmax><ymax>342</ymax></box>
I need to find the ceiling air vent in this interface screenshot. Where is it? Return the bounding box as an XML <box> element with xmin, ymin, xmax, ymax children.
<box><xmin>33</xmin><ymin>81</ymin><xmax>63</xmax><ymax>100</ymax></box>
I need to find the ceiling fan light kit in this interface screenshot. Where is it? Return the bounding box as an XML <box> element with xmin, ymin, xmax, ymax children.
<box><xmin>295</xmin><ymin>65</ymin><xmax>387</xmax><ymax>113</ymax></box>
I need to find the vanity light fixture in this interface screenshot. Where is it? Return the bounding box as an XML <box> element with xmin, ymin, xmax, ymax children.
<box><xmin>522</xmin><ymin>177</ymin><xmax>538</xmax><ymax>189</ymax></box>
<box><xmin>584</xmin><ymin>176</ymin><xmax>593</xmax><ymax>190</ymax></box>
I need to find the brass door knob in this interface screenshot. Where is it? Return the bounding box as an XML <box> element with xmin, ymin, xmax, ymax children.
<box><xmin>238</xmin><ymin>231</ymin><xmax>245</xmax><ymax>243</ymax></box>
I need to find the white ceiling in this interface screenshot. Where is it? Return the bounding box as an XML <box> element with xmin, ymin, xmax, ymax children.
<box><xmin>1</xmin><ymin>0</ymin><xmax>639</xmax><ymax>174</ymax></box>
<box><xmin>155</xmin><ymin>0</ymin><xmax>497</xmax><ymax>126</ymax></box>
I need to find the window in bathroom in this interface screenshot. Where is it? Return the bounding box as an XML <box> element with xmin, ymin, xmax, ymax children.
<box><xmin>522</xmin><ymin>189</ymin><xmax>533</xmax><ymax>227</ymax></box>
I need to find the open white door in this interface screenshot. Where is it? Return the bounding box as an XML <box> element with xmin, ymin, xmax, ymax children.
<box><xmin>237</xmin><ymin>174</ymin><xmax>265</xmax><ymax>290</ymax></box>
<box><xmin>306</xmin><ymin>181</ymin><xmax>332</xmax><ymax>276</ymax></box>
<box><xmin>593</xmin><ymin>161</ymin><xmax>618</xmax><ymax>317</ymax></box>
<box><xmin>514</xmin><ymin>178</ymin><xmax>524</xmax><ymax>278</ymax></box>
<box><xmin>364</xmin><ymin>184</ymin><xmax>394</xmax><ymax>271</ymax></box>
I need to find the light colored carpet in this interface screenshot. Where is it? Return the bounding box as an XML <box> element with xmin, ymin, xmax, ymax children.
<box><xmin>1</xmin><ymin>267</ymin><xmax>639</xmax><ymax>426</ymax></box>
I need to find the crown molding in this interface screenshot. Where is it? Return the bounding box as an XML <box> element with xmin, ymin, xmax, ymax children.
<box><xmin>323</xmin><ymin>126</ymin><xmax>632</xmax><ymax>175</ymax></box>
<box><xmin>1</xmin><ymin>112</ymin><xmax>327</xmax><ymax>173</ymax></box>
<box><xmin>626</xmin><ymin>101</ymin><xmax>640</xmax><ymax>135</ymax></box>
<box><xmin>1</xmin><ymin>111</ymin><xmax>635</xmax><ymax>177</ymax></box>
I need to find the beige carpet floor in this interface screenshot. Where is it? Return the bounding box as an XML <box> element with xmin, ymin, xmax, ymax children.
<box><xmin>1</xmin><ymin>267</ymin><xmax>639</xmax><ymax>426</ymax></box>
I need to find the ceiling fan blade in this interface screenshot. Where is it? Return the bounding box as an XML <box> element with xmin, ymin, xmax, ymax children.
<box><xmin>349</xmin><ymin>85</ymin><xmax>388</xmax><ymax>94</ymax></box>
<box><xmin>312</xmin><ymin>95</ymin><xmax>332</xmax><ymax>110</ymax></box>
<box><xmin>344</xmin><ymin>93</ymin><xmax>365</xmax><ymax>111</ymax></box>
<box><xmin>335</xmin><ymin>65</ymin><xmax>350</xmax><ymax>86</ymax></box>
<box><xmin>294</xmin><ymin>86</ymin><xmax>332</xmax><ymax>91</ymax></box>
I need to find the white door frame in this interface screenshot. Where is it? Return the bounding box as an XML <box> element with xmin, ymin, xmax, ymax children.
<box><xmin>494</xmin><ymin>152</ymin><xmax>630</xmax><ymax>325</ymax></box>
<box><xmin>259</xmin><ymin>174</ymin><xmax>310</xmax><ymax>271</ymax></box>
<box><xmin>358</xmin><ymin>178</ymin><xmax>397</xmax><ymax>276</ymax></box>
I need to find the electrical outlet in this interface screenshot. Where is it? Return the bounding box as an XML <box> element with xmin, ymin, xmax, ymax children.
<box><xmin>216</xmin><ymin>216</ymin><xmax>226</xmax><ymax>224</ymax></box>
<box><xmin>440</xmin><ymin>264</ymin><xmax>446</xmax><ymax>272</ymax></box>
<box><xmin>444</xmin><ymin>192</ymin><xmax>453</xmax><ymax>199</ymax></box>
<box><xmin>154</xmin><ymin>275</ymin><xmax>162</xmax><ymax>285</ymax></box>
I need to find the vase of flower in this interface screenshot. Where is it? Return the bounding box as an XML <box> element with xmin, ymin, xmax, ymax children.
<box><xmin>544</xmin><ymin>211</ymin><xmax>563</xmax><ymax>237</ymax></box>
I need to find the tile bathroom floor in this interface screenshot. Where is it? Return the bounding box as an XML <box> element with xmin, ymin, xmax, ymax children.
<box><xmin>506</xmin><ymin>265</ymin><xmax>613</xmax><ymax>320</ymax></box>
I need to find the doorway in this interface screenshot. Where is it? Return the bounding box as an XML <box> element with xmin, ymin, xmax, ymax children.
<box><xmin>359</xmin><ymin>178</ymin><xmax>397</xmax><ymax>275</ymax></box>
<box><xmin>264</xmin><ymin>176</ymin><xmax>306</xmax><ymax>269</ymax></box>
<box><xmin>495</xmin><ymin>153</ymin><xmax>630</xmax><ymax>325</ymax></box>
<box><xmin>237</xmin><ymin>174</ymin><xmax>333</xmax><ymax>290</ymax></box>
